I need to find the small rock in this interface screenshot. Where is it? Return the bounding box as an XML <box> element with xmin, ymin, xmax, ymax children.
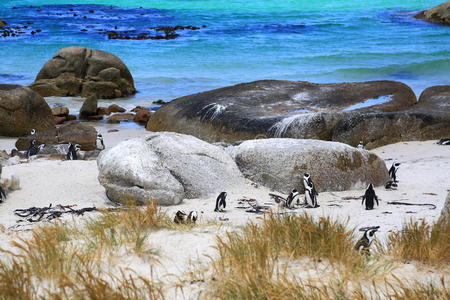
<box><xmin>153</xmin><ymin>99</ymin><xmax>167</xmax><ymax>105</ymax></box>
<box><xmin>66</xmin><ymin>114</ymin><xmax>77</xmax><ymax>121</ymax></box>
<box><xmin>87</xmin><ymin>115</ymin><xmax>104</xmax><ymax>121</ymax></box>
<box><xmin>52</xmin><ymin>106</ymin><xmax>69</xmax><ymax>116</ymax></box>
<box><xmin>0</xmin><ymin>20</ymin><xmax>7</xmax><ymax>28</ymax></box>
<box><xmin>79</xmin><ymin>95</ymin><xmax>98</xmax><ymax>119</ymax></box>
<box><xmin>107</xmin><ymin>113</ymin><xmax>134</xmax><ymax>122</ymax></box>
<box><xmin>107</xmin><ymin>104</ymin><xmax>126</xmax><ymax>114</ymax></box>
<box><xmin>97</xmin><ymin>107</ymin><xmax>109</xmax><ymax>116</ymax></box>
<box><xmin>131</xmin><ymin>106</ymin><xmax>150</xmax><ymax>112</ymax></box>
<box><xmin>134</xmin><ymin>110</ymin><xmax>152</xmax><ymax>123</ymax></box>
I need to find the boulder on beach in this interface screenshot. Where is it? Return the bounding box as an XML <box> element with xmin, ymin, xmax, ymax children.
<box><xmin>107</xmin><ymin>113</ymin><xmax>134</xmax><ymax>123</ymax></box>
<box><xmin>226</xmin><ymin>138</ymin><xmax>388</xmax><ymax>194</ymax></box>
<box><xmin>97</xmin><ymin>132</ymin><xmax>244</xmax><ymax>205</ymax></box>
<box><xmin>147</xmin><ymin>80</ymin><xmax>416</xmax><ymax>143</ymax></box>
<box><xmin>79</xmin><ymin>95</ymin><xmax>98</xmax><ymax>119</ymax></box>
<box><xmin>29</xmin><ymin>46</ymin><xmax>136</xmax><ymax>99</ymax></box>
<box><xmin>415</xmin><ymin>1</ymin><xmax>450</xmax><ymax>26</ymax></box>
<box><xmin>332</xmin><ymin>85</ymin><xmax>450</xmax><ymax>148</ymax></box>
<box><xmin>15</xmin><ymin>122</ymin><xmax>98</xmax><ymax>151</ymax></box>
<box><xmin>0</xmin><ymin>84</ymin><xmax>55</xmax><ymax>136</ymax></box>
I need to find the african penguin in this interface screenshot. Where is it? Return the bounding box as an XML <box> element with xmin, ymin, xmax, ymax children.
<box><xmin>357</xmin><ymin>141</ymin><xmax>364</xmax><ymax>149</ymax></box>
<box><xmin>388</xmin><ymin>162</ymin><xmax>400</xmax><ymax>182</ymax></box>
<box><xmin>66</xmin><ymin>143</ymin><xmax>80</xmax><ymax>160</ymax></box>
<box><xmin>187</xmin><ymin>211</ymin><xmax>198</xmax><ymax>223</ymax></box>
<box><xmin>354</xmin><ymin>227</ymin><xmax>379</xmax><ymax>254</ymax></box>
<box><xmin>214</xmin><ymin>191</ymin><xmax>227</xmax><ymax>212</ymax></box>
<box><xmin>96</xmin><ymin>133</ymin><xmax>105</xmax><ymax>150</ymax></box>
<box><xmin>384</xmin><ymin>180</ymin><xmax>398</xmax><ymax>190</ymax></box>
<box><xmin>437</xmin><ymin>138</ymin><xmax>450</xmax><ymax>145</ymax></box>
<box><xmin>303</xmin><ymin>173</ymin><xmax>319</xmax><ymax>208</ymax></box>
<box><xmin>174</xmin><ymin>210</ymin><xmax>187</xmax><ymax>224</ymax></box>
<box><xmin>362</xmin><ymin>183</ymin><xmax>378</xmax><ymax>210</ymax></box>
<box><xmin>30</xmin><ymin>128</ymin><xmax>36</xmax><ymax>136</ymax></box>
<box><xmin>26</xmin><ymin>140</ymin><xmax>40</xmax><ymax>158</ymax></box>
<box><xmin>285</xmin><ymin>189</ymin><xmax>299</xmax><ymax>208</ymax></box>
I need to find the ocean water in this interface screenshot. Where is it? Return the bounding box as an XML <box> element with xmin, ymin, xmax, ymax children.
<box><xmin>0</xmin><ymin>0</ymin><xmax>448</xmax><ymax>107</ymax></box>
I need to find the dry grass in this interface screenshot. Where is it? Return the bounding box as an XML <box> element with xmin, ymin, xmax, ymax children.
<box><xmin>0</xmin><ymin>202</ymin><xmax>167</xmax><ymax>300</ymax></box>
<box><xmin>387</xmin><ymin>218</ymin><xmax>450</xmax><ymax>265</ymax></box>
<box><xmin>209</xmin><ymin>213</ymin><xmax>449</xmax><ymax>300</ymax></box>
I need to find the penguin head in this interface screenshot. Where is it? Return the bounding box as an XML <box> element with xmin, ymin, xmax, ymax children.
<box><xmin>31</xmin><ymin>139</ymin><xmax>36</xmax><ymax>146</ymax></box>
<box><xmin>303</xmin><ymin>173</ymin><xmax>310</xmax><ymax>179</ymax></box>
<box><xmin>176</xmin><ymin>210</ymin><xmax>187</xmax><ymax>218</ymax></box>
<box><xmin>75</xmin><ymin>144</ymin><xmax>81</xmax><ymax>151</ymax></box>
<box><xmin>30</xmin><ymin>129</ymin><xmax>36</xmax><ymax>135</ymax></box>
<box><xmin>367</xmin><ymin>183</ymin><xmax>374</xmax><ymax>190</ymax></box>
<box><xmin>365</xmin><ymin>228</ymin><xmax>378</xmax><ymax>244</ymax></box>
<box><xmin>97</xmin><ymin>133</ymin><xmax>103</xmax><ymax>139</ymax></box>
<box><xmin>38</xmin><ymin>144</ymin><xmax>45</xmax><ymax>150</ymax></box>
<box><xmin>291</xmin><ymin>189</ymin><xmax>299</xmax><ymax>197</ymax></box>
<box><xmin>394</xmin><ymin>163</ymin><xmax>401</xmax><ymax>168</ymax></box>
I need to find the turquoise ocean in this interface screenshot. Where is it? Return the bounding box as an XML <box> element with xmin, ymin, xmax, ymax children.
<box><xmin>0</xmin><ymin>0</ymin><xmax>449</xmax><ymax>105</ymax></box>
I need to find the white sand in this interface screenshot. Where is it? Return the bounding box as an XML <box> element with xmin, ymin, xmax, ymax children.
<box><xmin>0</xmin><ymin>134</ymin><xmax>448</xmax><ymax>298</ymax></box>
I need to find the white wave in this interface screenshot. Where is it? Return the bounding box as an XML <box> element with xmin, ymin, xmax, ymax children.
<box><xmin>198</xmin><ymin>103</ymin><xmax>227</xmax><ymax>121</ymax></box>
<box><xmin>269</xmin><ymin>114</ymin><xmax>314</xmax><ymax>138</ymax></box>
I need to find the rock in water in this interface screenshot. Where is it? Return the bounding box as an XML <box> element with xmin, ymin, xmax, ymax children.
<box><xmin>415</xmin><ymin>2</ymin><xmax>450</xmax><ymax>26</ymax></box>
<box><xmin>226</xmin><ymin>138</ymin><xmax>388</xmax><ymax>193</ymax></box>
<box><xmin>79</xmin><ymin>95</ymin><xmax>98</xmax><ymax>119</ymax></box>
<box><xmin>29</xmin><ymin>46</ymin><xmax>136</xmax><ymax>99</ymax></box>
<box><xmin>97</xmin><ymin>132</ymin><xmax>244</xmax><ymax>205</ymax></box>
<box><xmin>147</xmin><ymin>80</ymin><xmax>416</xmax><ymax>143</ymax></box>
<box><xmin>0</xmin><ymin>84</ymin><xmax>55</xmax><ymax>136</ymax></box>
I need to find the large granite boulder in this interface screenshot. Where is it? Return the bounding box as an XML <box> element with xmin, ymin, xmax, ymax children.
<box><xmin>15</xmin><ymin>122</ymin><xmax>98</xmax><ymax>151</ymax></box>
<box><xmin>415</xmin><ymin>1</ymin><xmax>450</xmax><ymax>26</ymax></box>
<box><xmin>29</xmin><ymin>46</ymin><xmax>136</xmax><ymax>99</ymax></box>
<box><xmin>97</xmin><ymin>132</ymin><xmax>244</xmax><ymax>205</ymax></box>
<box><xmin>0</xmin><ymin>84</ymin><xmax>55</xmax><ymax>136</ymax></box>
<box><xmin>226</xmin><ymin>138</ymin><xmax>389</xmax><ymax>193</ymax></box>
<box><xmin>147</xmin><ymin>80</ymin><xmax>416</xmax><ymax>143</ymax></box>
<box><xmin>332</xmin><ymin>85</ymin><xmax>450</xmax><ymax>149</ymax></box>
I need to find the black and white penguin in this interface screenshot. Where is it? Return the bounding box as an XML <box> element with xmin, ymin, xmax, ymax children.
<box><xmin>362</xmin><ymin>183</ymin><xmax>378</xmax><ymax>210</ymax></box>
<box><xmin>0</xmin><ymin>184</ymin><xmax>6</xmax><ymax>203</ymax></box>
<box><xmin>357</xmin><ymin>141</ymin><xmax>364</xmax><ymax>149</ymax></box>
<box><xmin>388</xmin><ymin>162</ymin><xmax>400</xmax><ymax>182</ymax></box>
<box><xmin>354</xmin><ymin>226</ymin><xmax>379</xmax><ymax>254</ymax></box>
<box><xmin>96</xmin><ymin>133</ymin><xmax>105</xmax><ymax>150</ymax></box>
<box><xmin>437</xmin><ymin>138</ymin><xmax>450</xmax><ymax>145</ymax></box>
<box><xmin>303</xmin><ymin>173</ymin><xmax>319</xmax><ymax>208</ymax></box>
<box><xmin>187</xmin><ymin>211</ymin><xmax>198</xmax><ymax>223</ymax></box>
<box><xmin>66</xmin><ymin>143</ymin><xmax>80</xmax><ymax>160</ymax></box>
<box><xmin>285</xmin><ymin>189</ymin><xmax>299</xmax><ymax>208</ymax></box>
<box><xmin>384</xmin><ymin>180</ymin><xmax>398</xmax><ymax>190</ymax></box>
<box><xmin>174</xmin><ymin>210</ymin><xmax>187</xmax><ymax>224</ymax></box>
<box><xmin>214</xmin><ymin>191</ymin><xmax>227</xmax><ymax>212</ymax></box>
<box><xmin>30</xmin><ymin>128</ymin><xmax>36</xmax><ymax>136</ymax></box>
<box><xmin>26</xmin><ymin>140</ymin><xmax>40</xmax><ymax>158</ymax></box>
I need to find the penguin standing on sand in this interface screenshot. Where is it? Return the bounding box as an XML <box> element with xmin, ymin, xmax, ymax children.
<box><xmin>303</xmin><ymin>173</ymin><xmax>319</xmax><ymax>208</ymax></box>
<box><xmin>96</xmin><ymin>133</ymin><xmax>105</xmax><ymax>150</ymax></box>
<box><xmin>388</xmin><ymin>162</ymin><xmax>400</xmax><ymax>182</ymax></box>
<box><xmin>66</xmin><ymin>143</ymin><xmax>80</xmax><ymax>160</ymax></box>
<box><xmin>26</xmin><ymin>140</ymin><xmax>40</xmax><ymax>158</ymax></box>
<box><xmin>187</xmin><ymin>211</ymin><xmax>198</xmax><ymax>223</ymax></box>
<box><xmin>362</xmin><ymin>183</ymin><xmax>378</xmax><ymax>210</ymax></box>
<box><xmin>214</xmin><ymin>191</ymin><xmax>227</xmax><ymax>212</ymax></box>
<box><xmin>354</xmin><ymin>226</ymin><xmax>379</xmax><ymax>254</ymax></box>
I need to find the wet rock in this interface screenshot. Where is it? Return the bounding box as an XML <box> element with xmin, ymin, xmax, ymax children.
<box><xmin>0</xmin><ymin>20</ymin><xmax>7</xmax><ymax>28</ymax></box>
<box><xmin>415</xmin><ymin>2</ymin><xmax>450</xmax><ymax>26</ymax></box>
<box><xmin>226</xmin><ymin>138</ymin><xmax>388</xmax><ymax>193</ymax></box>
<box><xmin>131</xmin><ymin>106</ymin><xmax>150</xmax><ymax>112</ymax></box>
<box><xmin>29</xmin><ymin>46</ymin><xmax>136</xmax><ymax>99</ymax></box>
<box><xmin>134</xmin><ymin>110</ymin><xmax>152</xmax><ymax>123</ymax></box>
<box><xmin>79</xmin><ymin>95</ymin><xmax>98</xmax><ymax>119</ymax></box>
<box><xmin>97</xmin><ymin>107</ymin><xmax>109</xmax><ymax>116</ymax></box>
<box><xmin>87</xmin><ymin>115</ymin><xmax>104</xmax><ymax>121</ymax></box>
<box><xmin>107</xmin><ymin>113</ymin><xmax>134</xmax><ymax>122</ymax></box>
<box><xmin>0</xmin><ymin>84</ymin><xmax>55</xmax><ymax>136</ymax></box>
<box><xmin>66</xmin><ymin>114</ymin><xmax>77</xmax><ymax>121</ymax></box>
<box><xmin>97</xmin><ymin>132</ymin><xmax>244</xmax><ymax>205</ymax></box>
<box><xmin>15</xmin><ymin>122</ymin><xmax>98</xmax><ymax>151</ymax></box>
<box><xmin>107</xmin><ymin>104</ymin><xmax>126</xmax><ymax>114</ymax></box>
<box><xmin>152</xmin><ymin>99</ymin><xmax>167</xmax><ymax>105</ymax></box>
<box><xmin>147</xmin><ymin>80</ymin><xmax>416</xmax><ymax>143</ymax></box>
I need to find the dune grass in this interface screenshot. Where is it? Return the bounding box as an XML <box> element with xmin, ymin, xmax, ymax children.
<box><xmin>387</xmin><ymin>218</ymin><xmax>450</xmax><ymax>265</ymax></box>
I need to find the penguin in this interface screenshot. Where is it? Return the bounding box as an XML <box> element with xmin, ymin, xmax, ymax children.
<box><xmin>356</xmin><ymin>141</ymin><xmax>364</xmax><ymax>149</ymax></box>
<box><xmin>388</xmin><ymin>162</ymin><xmax>400</xmax><ymax>182</ymax></box>
<box><xmin>437</xmin><ymin>138</ymin><xmax>450</xmax><ymax>145</ymax></box>
<box><xmin>66</xmin><ymin>143</ymin><xmax>80</xmax><ymax>160</ymax></box>
<box><xmin>96</xmin><ymin>133</ymin><xmax>105</xmax><ymax>150</ymax></box>
<box><xmin>187</xmin><ymin>211</ymin><xmax>198</xmax><ymax>223</ymax></box>
<box><xmin>354</xmin><ymin>226</ymin><xmax>379</xmax><ymax>254</ymax></box>
<box><xmin>214</xmin><ymin>191</ymin><xmax>227</xmax><ymax>212</ymax></box>
<box><xmin>384</xmin><ymin>180</ymin><xmax>398</xmax><ymax>190</ymax></box>
<box><xmin>362</xmin><ymin>183</ymin><xmax>378</xmax><ymax>210</ymax></box>
<box><xmin>30</xmin><ymin>128</ymin><xmax>36</xmax><ymax>136</ymax></box>
<box><xmin>0</xmin><ymin>184</ymin><xmax>6</xmax><ymax>203</ymax></box>
<box><xmin>303</xmin><ymin>173</ymin><xmax>319</xmax><ymax>208</ymax></box>
<box><xmin>285</xmin><ymin>189</ymin><xmax>299</xmax><ymax>208</ymax></box>
<box><xmin>26</xmin><ymin>140</ymin><xmax>40</xmax><ymax>158</ymax></box>
<box><xmin>174</xmin><ymin>210</ymin><xmax>187</xmax><ymax>224</ymax></box>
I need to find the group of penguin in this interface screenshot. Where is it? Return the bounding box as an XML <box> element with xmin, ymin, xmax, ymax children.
<box><xmin>25</xmin><ymin>129</ymin><xmax>105</xmax><ymax>160</ymax></box>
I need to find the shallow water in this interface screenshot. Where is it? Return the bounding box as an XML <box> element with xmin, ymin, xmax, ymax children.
<box><xmin>341</xmin><ymin>95</ymin><xmax>393</xmax><ymax>112</ymax></box>
<box><xmin>0</xmin><ymin>0</ymin><xmax>448</xmax><ymax>103</ymax></box>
